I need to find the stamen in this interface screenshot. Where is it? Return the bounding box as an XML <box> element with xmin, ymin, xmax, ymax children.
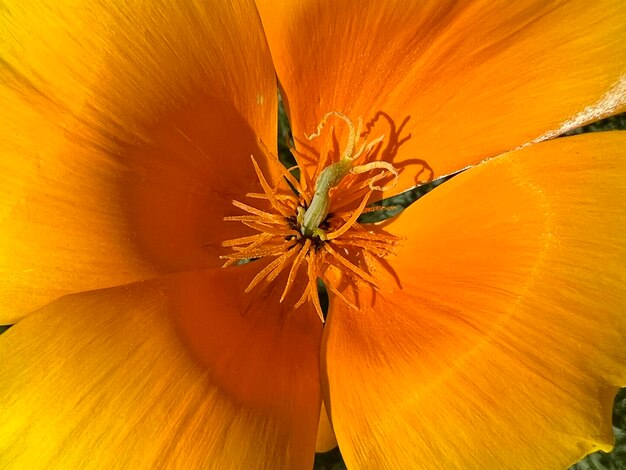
<box><xmin>350</xmin><ymin>133</ymin><xmax>384</xmax><ymax>163</ymax></box>
<box><xmin>361</xmin><ymin>205</ymin><xmax>399</xmax><ymax>214</ymax></box>
<box><xmin>294</xmin><ymin>253</ymin><xmax>324</xmax><ymax>322</ymax></box>
<box><xmin>281</xmin><ymin>238</ymin><xmax>311</xmax><ymax>302</ymax></box>
<box><xmin>351</xmin><ymin>160</ymin><xmax>399</xmax><ymax>191</ymax></box>
<box><xmin>325</xmin><ymin>281</ymin><xmax>359</xmax><ymax>311</ymax></box>
<box><xmin>257</xmin><ymin>139</ymin><xmax>303</xmax><ymax>194</ymax></box>
<box><xmin>220</xmin><ymin>232</ymin><xmax>278</xmax><ymax>267</ymax></box>
<box><xmin>325</xmin><ymin>190</ymin><xmax>372</xmax><ymax>241</ymax></box>
<box><xmin>308</xmin><ymin>256</ymin><xmax>324</xmax><ymax>322</ymax></box>
<box><xmin>305</xmin><ymin>111</ymin><xmax>359</xmax><ymax>161</ymax></box>
<box><xmin>246</xmin><ymin>192</ymin><xmax>297</xmax><ymax>202</ymax></box>
<box><xmin>244</xmin><ymin>245</ymin><xmax>298</xmax><ymax>293</ymax></box>
<box><xmin>323</xmin><ymin>242</ymin><xmax>379</xmax><ymax>287</ymax></box>
<box><xmin>249</xmin><ymin>156</ymin><xmax>293</xmax><ymax>217</ymax></box>
<box><xmin>222</xmin><ymin>232</ymin><xmax>275</xmax><ymax>248</ymax></box>
<box><xmin>330</xmin><ymin>186</ymin><xmax>371</xmax><ymax>213</ymax></box>
<box><xmin>219</xmin><ymin>111</ymin><xmax>401</xmax><ymax>321</ymax></box>
<box><xmin>290</xmin><ymin>147</ymin><xmax>314</xmax><ymax>194</ymax></box>
<box><xmin>236</xmin><ymin>221</ymin><xmax>294</xmax><ymax>236</ymax></box>
<box><xmin>228</xmin><ymin>200</ymin><xmax>285</xmax><ymax>221</ymax></box>
<box><xmin>221</xmin><ymin>243</ymin><xmax>293</xmax><ymax>261</ymax></box>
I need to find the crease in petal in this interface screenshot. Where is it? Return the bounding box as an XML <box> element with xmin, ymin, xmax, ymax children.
<box><xmin>527</xmin><ymin>74</ymin><xmax>626</xmax><ymax>146</ymax></box>
<box><xmin>0</xmin><ymin>263</ymin><xmax>322</xmax><ymax>469</ymax></box>
<box><xmin>321</xmin><ymin>132</ymin><xmax>626</xmax><ymax>469</ymax></box>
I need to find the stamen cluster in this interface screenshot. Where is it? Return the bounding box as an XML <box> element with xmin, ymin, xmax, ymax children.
<box><xmin>221</xmin><ymin>113</ymin><xmax>400</xmax><ymax>321</ymax></box>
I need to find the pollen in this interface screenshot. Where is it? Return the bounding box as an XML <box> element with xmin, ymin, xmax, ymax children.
<box><xmin>221</xmin><ymin>112</ymin><xmax>400</xmax><ymax>322</ymax></box>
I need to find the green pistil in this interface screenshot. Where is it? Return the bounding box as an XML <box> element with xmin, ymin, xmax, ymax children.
<box><xmin>301</xmin><ymin>158</ymin><xmax>352</xmax><ymax>238</ymax></box>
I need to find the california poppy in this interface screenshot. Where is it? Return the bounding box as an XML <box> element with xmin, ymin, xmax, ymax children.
<box><xmin>1</xmin><ymin>1</ymin><xmax>625</xmax><ymax>469</ymax></box>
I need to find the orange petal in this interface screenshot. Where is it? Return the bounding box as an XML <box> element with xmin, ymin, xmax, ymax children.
<box><xmin>0</xmin><ymin>263</ymin><xmax>322</xmax><ymax>468</ymax></box>
<box><xmin>0</xmin><ymin>0</ymin><xmax>277</xmax><ymax>322</ymax></box>
<box><xmin>256</xmin><ymin>0</ymin><xmax>626</xmax><ymax>192</ymax></box>
<box><xmin>322</xmin><ymin>132</ymin><xmax>626</xmax><ymax>468</ymax></box>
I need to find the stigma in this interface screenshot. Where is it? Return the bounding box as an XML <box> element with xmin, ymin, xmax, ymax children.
<box><xmin>221</xmin><ymin>112</ymin><xmax>400</xmax><ymax>322</ymax></box>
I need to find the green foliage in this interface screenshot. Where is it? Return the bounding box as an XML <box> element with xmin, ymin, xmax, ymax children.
<box><xmin>314</xmin><ymin>447</ymin><xmax>348</xmax><ymax>470</ymax></box>
<box><xmin>564</xmin><ymin>114</ymin><xmax>626</xmax><ymax>136</ymax></box>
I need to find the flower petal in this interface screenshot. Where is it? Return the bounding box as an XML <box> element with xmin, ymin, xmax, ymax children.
<box><xmin>0</xmin><ymin>0</ymin><xmax>277</xmax><ymax>322</ymax></box>
<box><xmin>256</xmin><ymin>0</ymin><xmax>626</xmax><ymax>192</ymax></box>
<box><xmin>0</xmin><ymin>263</ymin><xmax>322</xmax><ymax>468</ymax></box>
<box><xmin>316</xmin><ymin>401</ymin><xmax>338</xmax><ymax>453</ymax></box>
<box><xmin>322</xmin><ymin>132</ymin><xmax>626</xmax><ymax>468</ymax></box>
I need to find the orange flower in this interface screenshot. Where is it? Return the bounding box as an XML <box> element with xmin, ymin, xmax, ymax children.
<box><xmin>1</xmin><ymin>1</ymin><xmax>625</xmax><ymax>468</ymax></box>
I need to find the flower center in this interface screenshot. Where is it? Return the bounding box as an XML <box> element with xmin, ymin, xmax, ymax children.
<box><xmin>221</xmin><ymin>112</ymin><xmax>400</xmax><ymax>321</ymax></box>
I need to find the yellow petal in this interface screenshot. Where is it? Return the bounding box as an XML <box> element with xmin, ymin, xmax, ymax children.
<box><xmin>323</xmin><ymin>132</ymin><xmax>626</xmax><ymax>468</ymax></box>
<box><xmin>0</xmin><ymin>0</ymin><xmax>277</xmax><ymax>323</ymax></box>
<box><xmin>315</xmin><ymin>401</ymin><xmax>338</xmax><ymax>453</ymax></box>
<box><xmin>256</xmin><ymin>0</ymin><xmax>626</xmax><ymax>192</ymax></box>
<box><xmin>0</xmin><ymin>263</ymin><xmax>322</xmax><ymax>468</ymax></box>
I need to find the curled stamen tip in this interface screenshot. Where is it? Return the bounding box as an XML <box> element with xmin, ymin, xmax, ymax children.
<box><xmin>350</xmin><ymin>160</ymin><xmax>400</xmax><ymax>191</ymax></box>
<box><xmin>371</xmin><ymin>134</ymin><xmax>385</xmax><ymax>146</ymax></box>
<box><xmin>220</xmin><ymin>259</ymin><xmax>236</xmax><ymax>268</ymax></box>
